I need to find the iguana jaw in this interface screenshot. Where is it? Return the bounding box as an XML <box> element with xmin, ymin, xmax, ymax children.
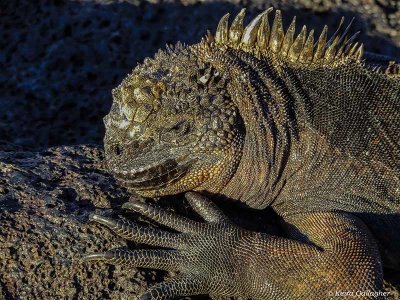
<box><xmin>110</xmin><ymin>156</ymin><xmax>195</xmax><ymax>192</ymax></box>
<box><xmin>106</xmin><ymin>140</ymin><xmax>243</xmax><ymax>198</ymax></box>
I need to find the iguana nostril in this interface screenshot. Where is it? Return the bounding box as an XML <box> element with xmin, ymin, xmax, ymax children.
<box><xmin>114</xmin><ymin>145</ymin><xmax>122</xmax><ymax>156</ymax></box>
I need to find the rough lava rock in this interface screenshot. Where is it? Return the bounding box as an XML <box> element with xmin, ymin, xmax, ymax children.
<box><xmin>0</xmin><ymin>145</ymin><xmax>184</xmax><ymax>299</ymax></box>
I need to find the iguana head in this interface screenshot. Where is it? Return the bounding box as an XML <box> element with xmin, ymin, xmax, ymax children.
<box><xmin>104</xmin><ymin>46</ymin><xmax>245</xmax><ymax>197</ymax></box>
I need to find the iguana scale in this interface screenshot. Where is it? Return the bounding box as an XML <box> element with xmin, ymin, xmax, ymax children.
<box><xmin>84</xmin><ymin>8</ymin><xmax>400</xmax><ymax>299</ymax></box>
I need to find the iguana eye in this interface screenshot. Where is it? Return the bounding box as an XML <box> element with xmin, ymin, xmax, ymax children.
<box><xmin>161</xmin><ymin>120</ymin><xmax>191</xmax><ymax>144</ymax></box>
<box><xmin>168</xmin><ymin>120</ymin><xmax>190</xmax><ymax>136</ymax></box>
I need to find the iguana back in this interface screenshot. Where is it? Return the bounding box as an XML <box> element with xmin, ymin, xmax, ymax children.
<box><xmin>290</xmin><ymin>62</ymin><xmax>399</xmax><ymax>171</ymax></box>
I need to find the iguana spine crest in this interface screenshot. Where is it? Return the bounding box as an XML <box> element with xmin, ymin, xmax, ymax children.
<box><xmin>213</xmin><ymin>8</ymin><xmax>364</xmax><ymax>66</ymax></box>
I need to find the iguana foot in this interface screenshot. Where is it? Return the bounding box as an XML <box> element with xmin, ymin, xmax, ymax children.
<box><xmin>84</xmin><ymin>192</ymin><xmax>251</xmax><ymax>300</ymax></box>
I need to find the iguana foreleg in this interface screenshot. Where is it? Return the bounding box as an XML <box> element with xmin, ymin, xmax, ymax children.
<box><xmin>84</xmin><ymin>192</ymin><xmax>383</xmax><ymax>299</ymax></box>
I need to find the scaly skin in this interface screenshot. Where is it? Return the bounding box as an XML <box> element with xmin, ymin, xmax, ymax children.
<box><xmin>84</xmin><ymin>8</ymin><xmax>400</xmax><ymax>299</ymax></box>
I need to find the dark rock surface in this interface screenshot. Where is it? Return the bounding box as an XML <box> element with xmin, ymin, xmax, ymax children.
<box><xmin>0</xmin><ymin>145</ymin><xmax>140</xmax><ymax>299</ymax></box>
<box><xmin>1</xmin><ymin>0</ymin><xmax>400</xmax><ymax>299</ymax></box>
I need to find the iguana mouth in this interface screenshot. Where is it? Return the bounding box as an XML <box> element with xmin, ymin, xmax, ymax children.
<box><xmin>112</xmin><ymin>156</ymin><xmax>195</xmax><ymax>190</ymax></box>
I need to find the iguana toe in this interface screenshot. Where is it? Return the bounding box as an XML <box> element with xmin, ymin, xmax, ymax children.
<box><xmin>89</xmin><ymin>213</ymin><xmax>186</xmax><ymax>248</ymax></box>
<box><xmin>122</xmin><ymin>199</ymin><xmax>202</xmax><ymax>233</ymax></box>
<box><xmin>84</xmin><ymin>249</ymin><xmax>182</xmax><ymax>271</ymax></box>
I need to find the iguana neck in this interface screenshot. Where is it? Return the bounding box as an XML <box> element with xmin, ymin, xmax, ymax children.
<box><xmin>198</xmin><ymin>47</ymin><xmax>296</xmax><ymax>209</ymax></box>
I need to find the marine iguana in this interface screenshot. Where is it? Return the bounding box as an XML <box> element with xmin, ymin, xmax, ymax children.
<box><xmin>84</xmin><ymin>8</ymin><xmax>400</xmax><ymax>299</ymax></box>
